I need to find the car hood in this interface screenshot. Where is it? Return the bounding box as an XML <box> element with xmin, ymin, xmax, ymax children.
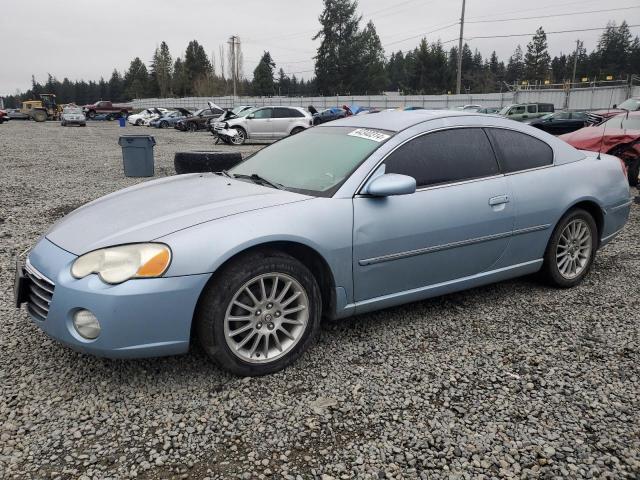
<box><xmin>46</xmin><ymin>174</ymin><xmax>310</xmax><ymax>255</ymax></box>
<box><xmin>559</xmin><ymin>127</ymin><xmax>640</xmax><ymax>153</ymax></box>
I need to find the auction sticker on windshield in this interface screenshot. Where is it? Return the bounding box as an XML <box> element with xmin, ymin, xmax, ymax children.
<box><xmin>348</xmin><ymin>128</ymin><xmax>391</xmax><ymax>142</ymax></box>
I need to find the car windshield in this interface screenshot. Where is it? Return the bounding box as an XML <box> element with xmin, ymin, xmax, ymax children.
<box><xmin>617</xmin><ymin>98</ymin><xmax>640</xmax><ymax>111</ymax></box>
<box><xmin>231</xmin><ymin>106</ymin><xmax>251</xmax><ymax>115</ymax></box>
<box><xmin>63</xmin><ymin>107</ymin><xmax>82</xmax><ymax>114</ymax></box>
<box><xmin>602</xmin><ymin>114</ymin><xmax>640</xmax><ymax>130</ymax></box>
<box><xmin>540</xmin><ymin>113</ymin><xmax>554</xmax><ymax>120</ymax></box>
<box><xmin>499</xmin><ymin>106</ymin><xmax>511</xmax><ymax>115</ymax></box>
<box><xmin>229</xmin><ymin>126</ymin><xmax>393</xmax><ymax>196</ymax></box>
<box><xmin>193</xmin><ymin>109</ymin><xmax>205</xmax><ymax>116</ymax></box>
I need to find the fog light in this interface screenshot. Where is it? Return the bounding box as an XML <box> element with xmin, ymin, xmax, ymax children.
<box><xmin>73</xmin><ymin>310</ymin><xmax>101</xmax><ymax>339</ymax></box>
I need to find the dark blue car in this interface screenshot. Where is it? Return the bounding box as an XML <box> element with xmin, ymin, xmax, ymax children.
<box><xmin>149</xmin><ymin>108</ymin><xmax>192</xmax><ymax>128</ymax></box>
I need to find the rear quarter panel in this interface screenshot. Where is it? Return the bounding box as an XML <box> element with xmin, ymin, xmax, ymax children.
<box><xmin>500</xmin><ymin>153</ymin><xmax>630</xmax><ymax>267</ymax></box>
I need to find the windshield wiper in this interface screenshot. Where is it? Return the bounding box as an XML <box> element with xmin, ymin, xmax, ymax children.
<box><xmin>232</xmin><ymin>173</ymin><xmax>286</xmax><ymax>190</ymax></box>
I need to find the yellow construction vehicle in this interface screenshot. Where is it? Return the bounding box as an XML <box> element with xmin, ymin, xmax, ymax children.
<box><xmin>20</xmin><ymin>94</ymin><xmax>62</xmax><ymax>122</ymax></box>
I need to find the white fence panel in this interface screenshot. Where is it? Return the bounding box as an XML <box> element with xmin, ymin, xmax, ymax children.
<box><xmin>130</xmin><ymin>84</ymin><xmax>633</xmax><ymax>112</ymax></box>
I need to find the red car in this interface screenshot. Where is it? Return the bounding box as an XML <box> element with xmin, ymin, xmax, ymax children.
<box><xmin>0</xmin><ymin>109</ymin><xmax>8</xmax><ymax>124</ymax></box>
<box><xmin>560</xmin><ymin>111</ymin><xmax>640</xmax><ymax>186</ymax></box>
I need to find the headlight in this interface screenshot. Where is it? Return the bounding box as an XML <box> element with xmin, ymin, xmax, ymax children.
<box><xmin>71</xmin><ymin>243</ymin><xmax>171</xmax><ymax>284</ymax></box>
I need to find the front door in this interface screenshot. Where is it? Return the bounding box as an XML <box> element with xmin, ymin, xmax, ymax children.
<box><xmin>352</xmin><ymin>128</ymin><xmax>514</xmax><ymax>303</ymax></box>
<box><xmin>246</xmin><ymin>107</ymin><xmax>273</xmax><ymax>138</ymax></box>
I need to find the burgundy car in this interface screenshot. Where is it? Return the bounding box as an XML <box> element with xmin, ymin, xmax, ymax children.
<box><xmin>560</xmin><ymin>111</ymin><xmax>640</xmax><ymax>186</ymax></box>
<box><xmin>0</xmin><ymin>109</ymin><xmax>8</xmax><ymax>124</ymax></box>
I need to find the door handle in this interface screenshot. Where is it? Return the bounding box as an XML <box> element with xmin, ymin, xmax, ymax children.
<box><xmin>489</xmin><ymin>195</ymin><xmax>509</xmax><ymax>206</ymax></box>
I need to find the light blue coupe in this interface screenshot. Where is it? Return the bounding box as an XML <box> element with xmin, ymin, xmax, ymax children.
<box><xmin>15</xmin><ymin>111</ymin><xmax>631</xmax><ymax>376</ymax></box>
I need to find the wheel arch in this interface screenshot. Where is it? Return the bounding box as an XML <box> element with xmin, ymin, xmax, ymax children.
<box><xmin>561</xmin><ymin>198</ymin><xmax>605</xmax><ymax>245</ymax></box>
<box><xmin>195</xmin><ymin>240</ymin><xmax>338</xmax><ymax>321</ymax></box>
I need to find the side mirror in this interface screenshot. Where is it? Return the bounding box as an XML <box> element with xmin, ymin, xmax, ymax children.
<box><xmin>247</xmin><ymin>114</ymin><xmax>255</xmax><ymax>119</ymax></box>
<box><xmin>612</xmin><ymin>104</ymin><xmax>617</xmax><ymax>109</ymax></box>
<box><xmin>365</xmin><ymin>173</ymin><xmax>416</xmax><ymax>197</ymax></box>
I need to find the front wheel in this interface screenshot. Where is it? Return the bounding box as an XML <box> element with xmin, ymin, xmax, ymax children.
<box><xmin>188</xmin><ymin>122</ymin><xmax>198</xmax><ymax>132</ymax></box>
<box><xmin>196</xmin><ymin>250</ymin><xmax>321</xmax><ymax>376</ymax></box>
<box><xmin>160</xmin><ymin>120</ymin><xmax>169</xmax><ymax>129</ymax></box>
<box><xmin>290</xmin><ymin>127</ymin><xmax>305</xmax><ymax>135</ymax></box>
<box><xmin>542</xmin><ymin>209</ymin><xmax>597</xmax><ymax>288</ymax></box>
<box><xmin>230</xmin><ymin>127</ymin><xmax>246</xmax><ymax>145</ymax></box>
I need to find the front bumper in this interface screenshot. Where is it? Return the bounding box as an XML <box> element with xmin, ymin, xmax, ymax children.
<box><xmin>18</xmin><ymin>238</ymin><xmax>211</xmax><ymax>359</ymax></box>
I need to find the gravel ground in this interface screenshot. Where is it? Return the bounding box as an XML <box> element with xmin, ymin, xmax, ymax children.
<box><xmin>1</xmin><ymin>121</ymin><xmax>639</xmax><ymax>480</ymax></box>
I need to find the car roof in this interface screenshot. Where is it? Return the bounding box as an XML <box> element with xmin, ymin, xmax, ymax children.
<box><xmin>320</xmin><ymin>110</ymin><xmax>484</xmax><ymax>132</ymax></box>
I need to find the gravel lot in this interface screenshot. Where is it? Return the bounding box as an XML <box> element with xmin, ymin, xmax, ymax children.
<box><xmin>1</xmin><ymin>120</ymin><xmax>639</xmax><ymax>479</ymax></box>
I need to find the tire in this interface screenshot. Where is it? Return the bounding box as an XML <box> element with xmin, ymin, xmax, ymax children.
<box><xmin>87</xmin><ymin>110</ymin><xmax>96</xmax><ymax>119</ymax></box>
<box><xmin>188</xmin><ymin>122</ymin><xmax>198</xmax><ymax>132</ymax></box>
<box><xmin>542</xmin><ymin>208</ymin><xmax>598</xmax><ymax>288</ymax></box>
<box><xmin>135</xmin><ymin>119</ymin><xmax>143</xmax><ymax>126</ymax></box>
<box><xmin>160</xmin><ymin>121</ymin><xmax>169</xmax><ymax>129</ymax></box>
<box><xmin>230</xmin><ymin>127</ymin><xmax>246</xmax><ymax>145</ymax></box>
<box><xmin>174</xmin><ymin>151</ymin><xmax>244</xmax><ymax>174</ymax></box>
<box><xmin>32</xmin><ymin>110</ymin><xmax>47</xmax><ymax>122</ymax></box>
<box><xmin>196</xmin><ymin>249</ymin><xmax>322</xmax><ymax>376</ymax></box>
<box><xmin>290</xmin><ymin>126</ymin><xmax>305</xmax><ymax>135</ymax></box>
<box><xmin>627</xmin><ymin>158</ymin><xmax>639</xmax><ymax>187</ymax></box>
<box><xmin>61</xmin><ymin>121</ymin><xmax>66</xmax><ymax>127</ymax></box>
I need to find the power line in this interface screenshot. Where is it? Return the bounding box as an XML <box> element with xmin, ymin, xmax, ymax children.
<box><xmin>466</xmin><ymin>24</ymin><xmax>640</xmax><ymax>41</ymax></box>
<box><xmin>467</xmin><ymin>5</ymin><xmax>640</xmax><ymax>24</ymax></box>
<box><xmin>383</xmin><ymin>21</ymin><xmax>459</xmax><ymax>48</ymax></box>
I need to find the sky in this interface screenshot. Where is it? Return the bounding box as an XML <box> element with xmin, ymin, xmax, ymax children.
<box><xmin>1</xmin><ymin>0</ymin><xmax>639</xmax><ymax>95</ymax></box>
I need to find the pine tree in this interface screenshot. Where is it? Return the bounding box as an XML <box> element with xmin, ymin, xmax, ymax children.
<box><xmin>524</xmin><ymin>27</ymin><xmax>551</xmax><ymax>82</ymax></box>
<box><xmin>252</xmin><ymin>51</ymin><xmax>276</xmax><ymax>96</ymax></box>
<box><xmin>124</xmin><ymin>57</ymin><xmax>149</xmax><ymax>99</ymax></box>
<box><xmin>597</xmin><ymin>21</ymin><xmax>633</xmax><ymax>78</ymax></box>
<box><xmin>108</xmin><ymin>70</ymin><xmax>124</xmax><ymax>102</ymax></box>
<box><xmin>314</xmin><ymin>0</ymin><xmax>363</xmax><ymax>94</ymax></box>
<box><xmin>356</xmin><ymin>21</ymin><xmax>387</xmax><ymax>94</ymax></box>
<box><xmin>172</xmin><ymin>58</ymin><xmax>187</xmax><ymax>96</ymax></box>
<box><xmin>151</xmin><ymin>41</ymin><xmax>173</xmax><ymax>97</ymax></box>
<box><xmin>184</xmin><ymin>40</ymin><xmax>212</xmax><ymax>95</ymax></box>
<box><xmin>506</xmin><ymin>45</ymin><xmax>525</xmax><ymax>84</ymax></box>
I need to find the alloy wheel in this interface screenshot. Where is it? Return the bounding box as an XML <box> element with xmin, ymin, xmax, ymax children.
<box><xmin>556</xmin><ymin>219</ymin><xmax>592</xmax><ymax>280</ymax></box>
<box><xmin>224</xmin><ymin>273</ymin><xmax>309</xmax><ymax>363</ymax></box>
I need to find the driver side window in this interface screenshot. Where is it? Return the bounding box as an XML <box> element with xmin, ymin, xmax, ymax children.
<box><xmin>384</xmin><ymin>128</ymin><xmax>500</xmax><ymax>188</ymax></box>
<box><xmin>253</xmin><ymin>108</ymin><xmax>273</xmax><ymax>119</ymax></box>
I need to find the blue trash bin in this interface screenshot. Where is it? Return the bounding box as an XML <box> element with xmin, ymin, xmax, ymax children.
<box><xmin>118</xmin><ymin>135</ymin><xmax>156</xmax><ymax>177</ymax></box>
<box><xmin>118</xmin><ymin>116</ymin><xmax>126</xmax><ymax>127</ymax></box>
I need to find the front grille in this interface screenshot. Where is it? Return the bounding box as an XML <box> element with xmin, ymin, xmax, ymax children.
<box><xmin>587</xmin><ymin>113</ymin><xmax>604</xmax><ymax>125</ymax></box>
<box><xmin>24</xmin><ymin>261</ymin><xmax>55</xmax><ymax>321</ymax></box>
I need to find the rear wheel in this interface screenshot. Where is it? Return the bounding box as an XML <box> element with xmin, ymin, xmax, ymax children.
<box><xmin>87</xmin><ymin>110</ymin><xmax>96</xmax><ymax>119</ymax></box>
<box><xmin>542</xmin><ymin>209</ymin><xmax>597</xmax><ymax>288</ymax></box>
<box><xmin>196</xmin><ymin>250</ymin><xmax>321</xmax><ymax>376</ymax></box>
<box><xmin>160</xmin><ymin>120</ymin><xmax>169</xmax><ymax>129</ymax></box>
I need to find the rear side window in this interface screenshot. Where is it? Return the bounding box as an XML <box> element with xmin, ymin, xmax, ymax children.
<box><xmin>486</xmin><ymin>128</ymin><xmax>553</xmax><ymax>173</ymax></box>
<box><xmin>539</xmin><ymin>104</ymin><xmax>554</xmax><ymax>113</ymax></box>
<box><xmin>384</xmin><ymin>128</ymin><xmax>500</xmax><ymax>188</ymax></box>
<box><xmin>274</xmin><ymin>107</ymin><xmax>304</xmax><ymax>118</ymax></box>
<box><xmin>527</xmin><ymin>105</ymin><xmax>537</xmax><ymax>113</ymax></box>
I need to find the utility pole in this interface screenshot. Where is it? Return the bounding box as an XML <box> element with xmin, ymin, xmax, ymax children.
<box><xmin>228</xmin><ymin>35</ymin><xmax>239</xmax><ymax>98</ymax></box>
<box><xmin>571</xmin><ymin>39</ymin><xmax>580</xmax><ymax>85</ymax></box>
<box><xmin>456</xmin><ymin>0</ymin><xmax>466</xmax><ymax>95</ymax></box>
